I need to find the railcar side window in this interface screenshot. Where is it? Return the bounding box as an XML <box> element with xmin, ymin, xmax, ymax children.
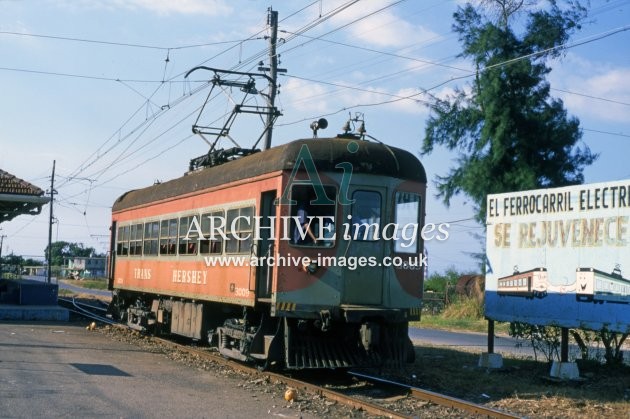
<box><xmin>351</xmin><ymin>191</ymin><xmax>381</xmax><ymax>241</ymax></box>
<box><xmin>129</xmin><ymin>224</ymin><xmax>143</xmax><ymax>256</ymax></box>
<box><xmin>290</xmin><ymin>185</ymin><xmax>337</xmax><ymax>247</ymax></box>
<box><xmin>225</xmin><ymin>206</ymin><xmax>254</xmax><ymax>253</ymax></box>
<box><xmin>116</xmin><ymin>225</ymin><xmax>130</xmax><ymax>256</ymax></box>
<box><xmin>143</xmin><ymin>221</ymin><xmax>159</xmax><ymax>256</ymax></box>
<box><xmin>178</xmin><ymin>216</ymin><xmax>198</xmax><ymax>255</ymax></box>
<box><xmin>159</xmin><ymin>219</ymin><xmax>178</xmax><ymax>255</ymax></box>
<box><xmin>200</xmin><ymin>210</ymin><xmax>224</xmax><ymax>254</ymax></box>
<box><xmin>394</xmin><ymin>192</ymin><xmax>421</xmax><ymax>253</ymax></box>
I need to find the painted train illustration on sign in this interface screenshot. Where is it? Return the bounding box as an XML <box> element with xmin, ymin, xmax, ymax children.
<box><xmin>497</xmin><ymin>267</ymin><xmax>548</xmax><ymax>298</ymax></box>
<box><xmin>576</xmin><ymin>266</ymin><xmax>630</xmax><ymax>304</ymax></box>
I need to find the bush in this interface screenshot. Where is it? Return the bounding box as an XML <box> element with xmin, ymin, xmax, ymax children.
<box><xmin>442</xmin><ymin>295</ymin><xmax>484</xmax><ymax>320</ymax></box>
<box><xmin>509</xmin><ymin>322</ymin><xmax>561</xmax><ymax>363</ymax></box>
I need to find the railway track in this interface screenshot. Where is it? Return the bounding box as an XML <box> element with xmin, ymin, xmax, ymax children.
<box><xmin>64</xmin><ymin>303</ymin><xmax>520</xmax><ymax>418</ymax></box>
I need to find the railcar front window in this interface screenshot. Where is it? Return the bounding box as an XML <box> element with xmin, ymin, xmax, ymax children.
<box><xmin>159</xmin><ymin>219</ymin><xmax>178</xmax><ymax>255</ymax></box>
<box><xmin>394</xmin><ymin>192</ymin><xmax>421</xmax><ymax>253</ymax></box>
<box><xmin>143</xmin><ymin>221</ymin><xmax>159</xmax><ymax>256</ymax></box>
<box><xmin>351</xmin><ymin>191</ymin><xmax>381</xmax><ymax>241</ymax></box>
<box><xmin>116</xmin><ymin>225</ymin><xmax>130</xmax><ymax>256</ymax></box>
<box><xmin>225</xmin><ymin>206</ymin><xmax>254</xmax><ymax>254</ymax></box>
<box><xmin>178</xmin><ymin>216</ymin><xmax>198</xmax><ymax>255</ymax></box>
<box><xmin>289</xmin><ymin>185</ymin><xmax>337</xmax><ymax>247</ymax></box>
<box><xmin>200</xmin><ymin>210</ymin><xmax>224</xmax><ymax>254</ymax></box>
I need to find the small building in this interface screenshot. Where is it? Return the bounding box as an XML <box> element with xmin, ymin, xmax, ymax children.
<box><xmin>64</xmin><ymin>257</ymin><xmax>107</xmax><ymax>279</ymax></box>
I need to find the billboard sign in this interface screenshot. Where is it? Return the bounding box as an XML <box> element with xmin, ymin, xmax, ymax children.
<box><xmin>485</xmin><ymin>180</ymin><xmax>630</xmax><ymax>332</ymax></box>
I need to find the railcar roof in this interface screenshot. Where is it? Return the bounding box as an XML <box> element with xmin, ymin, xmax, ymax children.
<box><xmin>112</xmin><ymin>137</ymin><xmax>426</xmax><ymax>212</ymax></box>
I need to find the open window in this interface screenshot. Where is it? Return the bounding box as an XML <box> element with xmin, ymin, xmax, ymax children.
<box><xmin>289</xmin><ymin>185</ymin><xmax>337</xmax><ymax>247</ymax></box>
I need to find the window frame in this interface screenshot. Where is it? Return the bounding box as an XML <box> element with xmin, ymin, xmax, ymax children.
<box><xmin>143</xmin><ymin>221</ymin><xmax>159</xmax><ymax>256</ymax></box>
<box><xmin>178</xmin><ymin>215</ymin><xmax>198</xmax><ymax>256</ymax></box>
<box><xmin>393</xmin><ymin>191</ymin><xmax>422</xmax><ymax>254</ymax></box>
<box><xmin>200</xmin><ymin>210</ymin><xmax>225</xmax><ymax>255</ymax></box>
<box><xmin>224</xmin><ymin>206</ymin><xmax>255</xmax><ymax>254</ymax></box>
<box><xmin>289</xmin><ymin>184</ymin><xmax>338</xmax><ymax>248</ymax></box>
<box><xmin>350</xmin><ymin>190</ymin><xmax>382</xmax><ymax>242</ymax></box>
<box><xmin>116</xmin><ymin>225</ymin><xmax>130</xmax><ymax>256</ymax></box>
<box><xmin>159</xmin><ymin>218</ymin><xmax>178</xmax><ymax>256</ymax></box>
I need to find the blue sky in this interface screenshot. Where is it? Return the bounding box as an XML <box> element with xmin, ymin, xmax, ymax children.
<box><xmin>0</xmin><ymin>0</ymin><xmax>628</xmax><ymax>274</ymax></box>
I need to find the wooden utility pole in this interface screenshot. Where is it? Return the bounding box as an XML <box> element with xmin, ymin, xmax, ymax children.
<box><xmin>0</xmin><ymin>233</ymin><xmax>6</xmax><ymax>276</ymax></box>
<box><xmin>47</xmin><ymin>160</ymin><xmax>56</xmax><ymax>284</ymax></box>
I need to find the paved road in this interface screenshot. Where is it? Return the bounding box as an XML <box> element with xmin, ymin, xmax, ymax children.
<box><xmin>409</xmin><ymin>326</ymin><xmax>585</xmax><ymax>360</ymax></box>
<box><xmin>23</xmin><ymin>275</ymin><xmax>112</xmax><ymax>298</ymax></box>
<box><xmin>410</xmin><ymin>327</ymin><xmax>530</xmax><ymax>356</ymax></box>
<box><xmin>0</xmin><ymin>322</ymin><xmax>315</xmax><ymax>418</ymax></box>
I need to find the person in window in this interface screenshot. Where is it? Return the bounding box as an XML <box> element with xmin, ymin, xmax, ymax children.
<box><xmin>293</xmin><ymin>199</ymin><xmax>318</xmax><ymax>245</ymax></box>
<box><xmin>321</xmin><ymin>218</ymin><xmax>335</xmax><ymax>247</ymax></box>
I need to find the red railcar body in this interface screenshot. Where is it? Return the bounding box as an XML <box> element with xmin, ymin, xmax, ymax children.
<box><xmin>109</xmin><ymin>137</ymin><xmax>426</xmax><ymax>369</ymax></box>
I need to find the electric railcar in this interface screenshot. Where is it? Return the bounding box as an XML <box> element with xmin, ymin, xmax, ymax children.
<box><xmin>497</xmin><ymin>267</ymin><xmax>548</xmax><ymax>298</ymax></box>
<box><xmin>108</xmin><ymin>135</ymin><xmax>426</xmax><ymax>369</ymax></box>
<box><xmin>576</xmin><ymin>267</ymin><xmax>630</xmax><ymax>303</ymax></box>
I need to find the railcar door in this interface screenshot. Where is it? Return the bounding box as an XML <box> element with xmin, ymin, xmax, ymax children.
<box><xmin>342</xmin><ymin>188</ymin><xmax>385</xmax><ymax>305</ymax></box>
<box><xmin>256</xmin><ymin>190</ymin><xmax>276</xmax><ymax>299</ymax></box>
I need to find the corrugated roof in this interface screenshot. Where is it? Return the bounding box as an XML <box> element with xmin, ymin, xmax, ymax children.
<box><xmin>113</xmin><ymin>137</ymin><xmax>427</xmax><ymax>212</ymax></box>
<box><xmin>0</xmin><ymin>169</ymin><xmax>48</xmax><ymax>223</ymax></box>
<box><xmin>0</xmin><ymin>169</ymin><xmax>45</xmax><ymax>196</ymax></box>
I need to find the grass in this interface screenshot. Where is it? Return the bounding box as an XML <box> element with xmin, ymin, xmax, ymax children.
<box><xmin>409</xmin><ymin>344</ymin><xmax>630</xmax><ymax>417</ymax></box>
<box><xmin>412</xmin><ymin>296</ymin><xmax>510</xmax><ymax>335</ymax></box>
<box><xmin>412</xmin><ymin>314</ymin><xmax>495</xmax><ymax>333</ymax></box>
<box><xmin>61</xmin><ymin>278</ymin><xmax>109</xmax><ymax>290</ymax></box>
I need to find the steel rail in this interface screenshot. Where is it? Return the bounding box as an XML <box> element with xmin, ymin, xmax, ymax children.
<box><xmin>64</xmin><ymin>306</ymin><xmax>515</xmax><ymax>418</ymax></box>
<box><xmin>150</xmin><ymin>337</ymin><xmax>410</xmax><ymax>419</ymax></box>
<box><xmin>349</xmin><ymin>371</ymin><xmax>520</xmax><ymax>419</ymax></box>
<box><xmin>58</xmin><ymin>297</ymin><xmax>116</xmax><ymax>325</ymax></box>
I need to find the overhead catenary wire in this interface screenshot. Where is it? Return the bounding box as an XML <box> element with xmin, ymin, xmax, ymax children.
<box><xmin>279</xmin><ymin>23</ymin><xmax>630</xmax><ymax>127</ymax></box>
<box><xmin>0</xmin><ymin>30</ymin><xmax>257</xmax><ymax>50</ymax></box>
<box><xmin>57</xmin><ymin>0</ymin><xmax>369</xmax><ymax>195</ymax></box>
<box><xmin>25</xmin><ymin>4</ymin><xmax>630</xmax><ymax>211</ymax></box>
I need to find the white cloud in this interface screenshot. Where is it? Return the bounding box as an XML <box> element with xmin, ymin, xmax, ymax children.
<box><xmin>56</xmin><ymin>0</ymin><xmax>233</xmax><ymax>16</ymax></box>
<box><xmin>122</xmin><ymin>0</ymin><xmax>233</xmax><ymax>15</ymax></box>
<box><xmin>550</xmin><ymin>54</ymin><xmax>630</xmax><ymax>123</ymax></box>
<box><xmin>329</xmin><ymin>0</ymin><xmax>440</xmax><ymax>48</ymax></box>
<box><xmin>281</xmin><ymin>77</ymin><xmax>331</xmax><ymax>113</ymax></box>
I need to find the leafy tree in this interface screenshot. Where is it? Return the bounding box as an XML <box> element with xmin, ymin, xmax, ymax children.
<box><xmin>0</xmin><ymin>254</ymin><xmax>25</xmax><ymax>274</ymax></box>
<box><xmin>23</xmin><ymin>258</ymin><xmax>44</xmax><ymax>266</ymax></box>
<box><xmin>44</xmin><ymin>241</ymin><xmax>98</xmax><ymax>266</ymax></box>
<box><xmin>421</xmin><ymin>0</ymin><xmax>596</xmax><ymax>222</ymax></box>
<box><xmin>424</xmin><ymin>267</ymin><xmax>462</xmax><ymax>293</ymax></box>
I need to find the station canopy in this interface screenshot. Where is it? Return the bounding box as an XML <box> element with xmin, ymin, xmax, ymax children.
<box><xmin>0</xmin><ymin>169</ymin><xmax>50</xmax><ymax>223</ymax></box>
